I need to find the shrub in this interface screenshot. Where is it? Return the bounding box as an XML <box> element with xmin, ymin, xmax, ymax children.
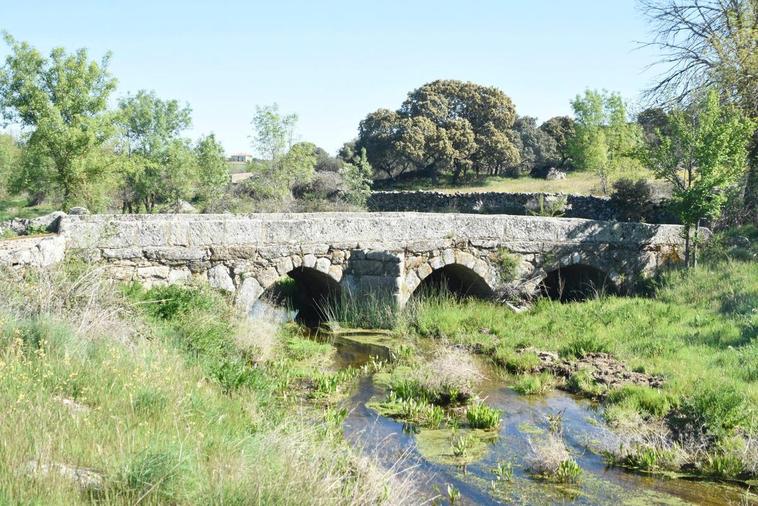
<box><xmin>610</xmin><ymin>178</ymin><xmax>654</xmax><ymax>222</ymax></box>
<box><xmin>466</xmin><ymin>401</ymin><xmax>502</xmax><ymax>429</ymax></box>
<box><xmin>495</xmin><ymin>249</ymin><xmax>519</xmax><ymax>282</ymax></box>
<box><xmin>679</xmin><ymin>383</ymin><xmax>750</xmax><ymax>440</ymax></box>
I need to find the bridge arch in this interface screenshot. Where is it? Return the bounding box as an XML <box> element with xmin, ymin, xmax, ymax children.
<box><xmin>253</xmin><ymin>265</ymin><xmax>341</xmax><ymax>326</ymax></box>
<box><xmin>538</xmin><ymin>264</ymin><xmax>617</xmax><ymax>302</ymax></box>
<box><xmin>414</xmin><ymin>263</ymin><xmax>495</xmax><ymax>299</ymax></box>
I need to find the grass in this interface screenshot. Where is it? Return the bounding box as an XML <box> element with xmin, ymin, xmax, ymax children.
<box><xmin>375</xmin><ymin>169</ymin><xmax>663</xmax><ymax>196</ymax></box>
<box><xmin>0</xmin><ymin>265</ymin><xmax>418</xmax><ymax>504</ymax></box>
<box><xmin>0</xmin><ymin>196</ymin><xmax>56</xmax><ymax>221</ymax></box>
<box><xmin>403</xmin><ymin>257</ymin><xmax>758</xmax><ymax>479</ymax></box>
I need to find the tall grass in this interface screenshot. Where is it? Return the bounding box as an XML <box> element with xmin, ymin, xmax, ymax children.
<box><xmin>402</xmin><ymin>259</ymin><xmax>758</xmax><ymax>478</ymax></box>
<box><xmin>0</xmin><ymin>265</ymin><xmax>420</xmax><ymax>504</ymax></box>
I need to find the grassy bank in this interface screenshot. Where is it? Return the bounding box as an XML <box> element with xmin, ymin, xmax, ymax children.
<box><xmin>399</xmin><ymin>257</ymin><xmax>757</xmax><ymax>479</ymax></box>
<box><xmin>0</xmin><ymin>265</ymin><xmax>416</xmax><ymax>505</ymax></box>
<box><xmin>374</xmin><ymin>169</ymin><xmax>663</xmax><ymax>196</ymax></box>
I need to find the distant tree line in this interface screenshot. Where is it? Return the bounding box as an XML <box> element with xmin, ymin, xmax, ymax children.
<box><xmin>0</xmin><ymin>35</ymin><xmax>370</xmax><ymax>213</ymax></box>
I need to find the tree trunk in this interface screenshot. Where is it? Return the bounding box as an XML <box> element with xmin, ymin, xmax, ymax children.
<box><xmin>683</xmin><ymin>223</ymin><xmax>691</xmax><ymax>268</ymax></box>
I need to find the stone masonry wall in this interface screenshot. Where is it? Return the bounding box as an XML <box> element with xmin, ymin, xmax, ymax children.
<box><xmin>48</xmin><ymin>213</ymin><xmax>688</xmax><ymax>310</ymax></box>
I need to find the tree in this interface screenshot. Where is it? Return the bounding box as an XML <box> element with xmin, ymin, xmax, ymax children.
<box><xmin>340</xmin><ymin>147</ymin><xmax>373</xmax><ymax>206</ymax></box>
<box><xmin>250</xmin><ymin>104</ymin><xmax>297</xmax><ymax>161</ymax></box>
<box><xmin>641</xmin><ymin>90</ymin><xmax>754</xmax><ymax>266</ymax></box>
<box><xmin>0</xmin><ymin>34</ymin><xmax>117</xmax><ymax>210</ymax></box>
<box><xmin>637</xmin><ymin>107</ymin><xmax>672</xmax><ymax>147</ymax></box>
<box><xmin>509</xmin><ymin>116</ymin><xmax>558</xmax><ymax>176</ymax></box>
<box><xmin>355</xmin><ymin>80</ymin><xmax>519</xmax><ymax>183</ymax></box>
<box><xmin>639</xmin><ymin>0</ymin><xmax>758</xmax><ymax>221</ymax></box>
<box><xmin>0</xmin><ymin>133</ymin><xmax>20</xmax><ymax>196</ymax></box>
<box><xmin>568</xmin><ymin>90</ymin><xmax>642</xmax><ymax>193</ymax></box>
<box><xmin>539</xmin><ymin>116</ymin><xmax>576</xmax><ymax>168</ymax></box>
<box><xmin>117</xmin><ymin>90</ymin><xmax>195</xmax><ymax>212</ymax></box>
<box><xmin>195</xmin><ymin>133</ymin><xmax>229</xmax><ymax>206</ymax></box>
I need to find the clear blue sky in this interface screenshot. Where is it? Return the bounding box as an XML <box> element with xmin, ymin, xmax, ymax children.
<box><xmin>1</xmin><ymin>0</ymin><xmax>660</xmax><ymax>155</ymax></box>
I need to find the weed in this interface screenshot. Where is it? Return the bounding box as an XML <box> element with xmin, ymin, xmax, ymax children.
<box><xmin>559</xmin><ymin>336</ymin><xmax>610</xmax><ymax>359</ymax></box>
<box><xmin>492</xmin><ymin>460</ymin><xmax>514</xmax><ymax>482</ymax></box>
<box><xmin>554</xmin><ymin>459</ymin><xmax>582</xmax><ymax>483</ymax></box>
<box><xmin>513</xmin><ymin>373</ymin><xmax>555</xmax><ymax>396</ymax></box>
<box><xmin>495</xmin><ymin>249</ymin><xmax>519</xmax><ymax>282</ymax></box>
<box><xmin>451</xmin><ymin>433</ymin><xmax>476</xmax><ymax>458</ymax></box>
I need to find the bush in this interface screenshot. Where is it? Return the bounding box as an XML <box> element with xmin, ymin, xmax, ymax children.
<box><xmin>679</xmin><ymin>383</ymin><xmax>750</xmax><ymax>440</ymax></box>
<box><xmin>610</xmin><ymin>178</ymin><xmax>654</xmax><ymax>222</ymax></box>
<box><xmin>291</xmin><ymin>171</ymin><xmax>345</xmax><ymax>201</ymax></box>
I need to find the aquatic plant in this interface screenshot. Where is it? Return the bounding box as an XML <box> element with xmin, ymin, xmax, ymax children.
<box><xmin>466</xmin><ymin>401</ymin><xmax>502</xmax><ymax>430</ymax></box>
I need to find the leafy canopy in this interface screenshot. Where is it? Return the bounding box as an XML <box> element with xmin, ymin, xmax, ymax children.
<box><xmin>356</xmin><ymin>80</ymin><xmax>520</xmax><ymax>182</ymax></box>
<box><xmin>0</xmin><ymin>33</ymin><xmax>117</xmax><ymax>209</ymax></box>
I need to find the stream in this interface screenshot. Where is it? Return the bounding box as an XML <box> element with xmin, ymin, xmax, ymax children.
<box><xmin>332</xmin><ymin>333</ymin><xmax>755</xmax><ymax>505</ymax></box>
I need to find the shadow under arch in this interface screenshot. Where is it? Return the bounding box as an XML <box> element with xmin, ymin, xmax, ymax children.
<box><xmin>257</xmin><ymin>266</ymin><xmax>341</xmax><ymax>326</ymax></box>
<box><xmin>539</xmin><ymin>264</ymin><xmax>616</xmax><ymax>302</ymax></box>
<box><xmin>414</xmin><ymin>264</ymin><xmax>495</xmax><ymax>300</ymax></box>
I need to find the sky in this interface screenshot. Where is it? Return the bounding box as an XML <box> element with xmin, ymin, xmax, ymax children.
<box><xmin>0</xmin><ymin>0</ymin><xmax>662</xmax><ymax>155</ymax></box>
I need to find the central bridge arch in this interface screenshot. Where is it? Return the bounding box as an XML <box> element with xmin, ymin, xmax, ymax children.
<box><xmin>414</xmin><ymin>263</ymin><xmax>495</xmax><ymax>299</ymax></box>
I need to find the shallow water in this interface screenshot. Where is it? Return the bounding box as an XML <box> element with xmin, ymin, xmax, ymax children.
<box><xmin>336</xmin><ymin>335</ymin><xmax>756</xmax><ymax>505</ymax></box>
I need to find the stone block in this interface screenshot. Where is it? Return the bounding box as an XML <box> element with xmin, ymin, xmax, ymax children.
<box><xmin>207</xmin><ymin>264</ymin><xmax>235</xmax><ymax>292</ymax></box>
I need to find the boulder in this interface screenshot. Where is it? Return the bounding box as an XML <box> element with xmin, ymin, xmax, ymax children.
<box><xmin>24</xmin><ymin>460</ymin><xmax>103</xmax><ymax>491</ymax></box>
<box><xmin>166</xmin><ymin>199</ymin><xmax>197</xmax><ymax>214</ymax></box>
<box><xmin>545</xmin><ymin>168</ymin><xmax>567</xmax><ymax>180</ymax></box>
<box><xmin>29</xmin><ymin>211</ymin><xmax>66</xmax><ymax>233</ymax></box>
<box><xmin>68</xmin><ymin>207</ymin><xmax>90</xmax><ymax>215</ymax></box>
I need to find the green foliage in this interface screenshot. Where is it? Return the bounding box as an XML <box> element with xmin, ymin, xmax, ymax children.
<box><xmin>568</xmin><ymin>89</ymin><xmax>642</xmax><ymax>193</ymax></box>
<box><xmin>117</xmin><ymin>90</ymin><xmax>195</xmax><ymax>212</ymax></box>
<box><xmin>243</xmin><ymin>138</ymin><xmax>316</xmax><ymax>201</ymax></box>
<box><xmin>509</xmin><ymin>116</ymin><xmax>559</xmax><ymax>176</ymax></box>
<box><xmin>610</xmin><ymin>178</ymin><xmax>655</xmax><ymax>222</ymax></box>
<box><xmin>492</xmin><ymin>460</ymin><xmax>514</xmax><ymax>482</ymax></box>
<box><xmin>559</xmin><ymin>336</ymin><xmax>610</xmax><ymax>358</ymax></box>
<box><xmin>0</xmin><ymin>33</ymin><xmax>117</xmax><ymax>209</ymax></box>
<box><xmin>0</xmin><ymin>133</ymin><xmax>20</xmax><ymax>197</ymax></box>
<box><xmin>339</xmin><ymin>147</ymin><xmax>373</xmax><ymax>207</ymax></box>
<box><xmin>566</xmin><ymin>368</ymin><xmax>605</xmax><ymax>397</ymax></box>
<box><xmin>554</xmin><ymin>459</ymin><xmax>582</xmax><ymax>483</ymax></box>
<box><xmin>250</xmin><ymin>103</ymin><xmax>297</xmax><ymax>161</ymax></box>
<box><xmin>451</xmin><ymin>432</ymin><xmax>477</xmax><ymax>457</ymax></box>
<box><xmin>640</xmin><ymin>90</ymin><xmax>755</xmax><ymax>266</ymax></box>
<box><xmin>195</xmin><ymin>133</ymin><xmax>229</xmax><ymax>206</ymax></box>
<box><xmin>495</xmin><ymin>248</ymin><xmax>519</xmax><ymax>282</ymax></box>
<box><xmin>466</xmin><ymin>401</ymin><xmax>502</xmax><ymax>429</ymax></box>
<box><xmin>512</xmin><ymin>373</ymin><xmax>556</xmax><ymax>396</ymax></box>
<box><xmin>605</xmin><ymin>385</ymin><xmax>672</xmax><ymax>418</ymax></box>
<box><xmin>539</xmin><ymin>116</ymin><xmax>576</xmax><ymax>168</ymax></box>
<box><xmin>114</xmin><ymin>447</ymin><xmax>187</xmax><ymax>502</ymax></box>
<box><xmin>680</xmin><ymin>382</ymin><xmax>751</xmax><ymax>440</ymax></box>
<box><xmin>356</xmin><ymin>80</ymin><xmax>519</xmax><ymax>183</ymax></box>
<box><xmin>493</xmin><ymin>348</ymin><xmax>540</xmax><ymax>374</ymax></box>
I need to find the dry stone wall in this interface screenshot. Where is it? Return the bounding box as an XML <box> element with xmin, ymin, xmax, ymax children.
<box><xmin>367</xmin><ymin>191</ymin><xmax>676</xmax><ymax>223</ymax></box>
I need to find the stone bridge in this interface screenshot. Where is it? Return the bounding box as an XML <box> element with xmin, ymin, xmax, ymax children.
<box><xmin>0</xmin><ymin>212</ymin><xmax>682</xmax><ymax>318</ymax></box>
